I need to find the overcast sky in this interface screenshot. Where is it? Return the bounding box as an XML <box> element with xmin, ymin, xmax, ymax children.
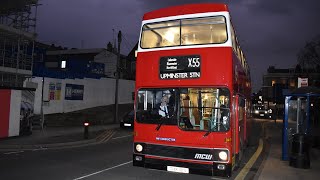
<box><xmin>36</xmin><ymin>0</ymin><xmax>320</xmax><ymax>92</ymax></box>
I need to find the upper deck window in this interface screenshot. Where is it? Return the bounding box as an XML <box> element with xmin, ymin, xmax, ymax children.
<box><xmin>141</xmin><ymin>20</ymin><xmax>180</xmax><ymax>48</ymax></box>
<box><xmin>181</xmin><ymin>16</ymin><xmax>227</xmax><ymax>45</ymax></box>
<box><xmin>140</xmin><ymin>16</ymin><xmax>227</xmax><ymax>49</ymax></box>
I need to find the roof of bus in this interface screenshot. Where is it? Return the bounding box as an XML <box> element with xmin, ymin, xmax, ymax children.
<box><xmin>143</xmin><ymin>3</ymin><xmax>229</xmax><ymax>21</ymax></box>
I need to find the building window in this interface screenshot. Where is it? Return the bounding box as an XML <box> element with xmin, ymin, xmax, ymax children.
<box><xmin>290</xmin><ymin>80</ymin><xmax>295</xmax><ymax>87</ymax></box>
<box><xmin>61</xmin><ymin>60</ymin><xmax>66</xmax><ymax>69</ymax></box>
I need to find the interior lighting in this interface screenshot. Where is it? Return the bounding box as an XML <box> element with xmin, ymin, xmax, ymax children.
<box><xmin>164</xmin><ymin>31</ymin><xmax>175</xmax><ymax>43</ymax></box>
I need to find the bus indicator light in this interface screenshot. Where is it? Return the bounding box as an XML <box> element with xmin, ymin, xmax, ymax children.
<box><xmin>225</xmin><ymin>137</ymin><xmax>232</xmax><ymax>143</ymax></box>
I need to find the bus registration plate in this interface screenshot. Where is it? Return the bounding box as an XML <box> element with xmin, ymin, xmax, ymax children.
<box><xmin>167</xmin><ymin>166</ymin><xmax>189</xmax><ymax>173</ymax></box>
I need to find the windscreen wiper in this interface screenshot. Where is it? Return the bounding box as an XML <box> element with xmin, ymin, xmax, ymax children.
<box><xmin>203</xmin><ymin>130</ymin><xmax>211</xmax><ymax>137</ymax></box>
<box><xmin>155</xmin><ymin>117</ymin><xmax>166</xmax><ymax>131</ymax></box>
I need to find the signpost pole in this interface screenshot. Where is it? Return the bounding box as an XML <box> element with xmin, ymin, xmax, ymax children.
<box><xmin>114</xmin><ymin>31</ymin><xmax>122</xmax><ymax>124</ymax></box>
<box><xmin>41</xmin><ymin>75</ymin><xmax>44</xmax><ymax>130</ymax></box>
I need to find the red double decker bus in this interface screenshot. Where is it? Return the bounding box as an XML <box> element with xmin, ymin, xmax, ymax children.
<box><xmin>133</xmin><ymin>3</ymin><xmax>251</xmax><ymax>177</ymax></box>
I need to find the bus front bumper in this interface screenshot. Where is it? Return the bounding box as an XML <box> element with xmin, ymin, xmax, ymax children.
<box><xmin>133</xmin><ymin>154</ymin><xmax>232</xmax><ymax>177</ymax></box>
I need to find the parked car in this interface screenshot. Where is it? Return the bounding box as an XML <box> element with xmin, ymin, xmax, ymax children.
<box><xmin>120</xmin><ymin>110</ymin><xmax>134</xmax><ymax>128</ymax></box>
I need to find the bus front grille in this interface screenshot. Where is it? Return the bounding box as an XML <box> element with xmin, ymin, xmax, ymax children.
<box><xmin>144</xmin><ymin>143</ymin><xmax>214</xmax><ymax>162</ymax></box>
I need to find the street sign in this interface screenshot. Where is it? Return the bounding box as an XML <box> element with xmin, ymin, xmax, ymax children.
<box><xmin>298</xmin><ymin>78</ymin><xmax>308</xmax><ymax>88</ymax></box>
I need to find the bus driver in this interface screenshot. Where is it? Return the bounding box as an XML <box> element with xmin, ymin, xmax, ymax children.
<box><xmin>158</xmin><ymin>95</ymin><xmax>172</xmax><ymax>118</ymax></box>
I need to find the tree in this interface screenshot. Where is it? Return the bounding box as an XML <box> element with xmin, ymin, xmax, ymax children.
<box><xmin>297</xmin><ymin>35</ymin><xmax>320</xmax><ymax>72</ymax></box>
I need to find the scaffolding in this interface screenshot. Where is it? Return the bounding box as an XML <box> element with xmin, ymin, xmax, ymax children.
<box><xmin>0</xmin><ymin>0</ymin><xmax>39</xmax><ymax>87</ymax></box>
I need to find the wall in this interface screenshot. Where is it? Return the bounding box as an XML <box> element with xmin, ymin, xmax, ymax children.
<box><xmin>0</xmin><ymin>89</ymin><xmax>11</xmax><ymax>138</ymax></box>
<box><xmin>9</xmin><ymin>90</ymin><xmax>21</xmax><ymax>137</ymax></box>
<box><xmin>31</xmin><ymin>77</ymin><xmax>135</xmax><ymax>115</ymax></box>
<box><xmin>94</xmin><ymin>50</ymin><xmax>117</xmax><ymax>78</ymax></box>
<box><xmin>0</xmin><ymin>89</ymin><xmax>21</xmax><ymax>138</ymax></box>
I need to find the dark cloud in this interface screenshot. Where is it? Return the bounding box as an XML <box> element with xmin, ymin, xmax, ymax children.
<box><xmin>36</xmin><ymin>0</ymin><xmax>320</xmax><ymax>92</ymax></box>
<box><xmin>246</xmin><ymin>0</ymin><xmax>320</xmax><ymax>16</ymax></box>
<box><xmin>245</xmin><ymin>0</ymin><xmax>293</xmax><ymax>15</ymax></box>
<box><xmin>139</xmin><ymin>0</ymin><xmax>226</xmax><ymax>9</ymax></box>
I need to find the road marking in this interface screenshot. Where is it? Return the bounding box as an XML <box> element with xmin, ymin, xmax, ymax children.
<box><xmin>211</xmin><ymin>177</ymin><xmax>227</xmax><ymax>180</ymax></box>
<box><xmin>100</xmin><ymin>130</ymin><xmax>116</xmax><ymax>143</ymax></box>
<box><xmin>96</xmin><ymin>129</ymin><xmax>118</xmax><ymax>143</ymax></box>
<box><xmin>112</xmin><ymin>135</ymin><xmax>132</xmax><ymax>140</ymax></box>
<box><xmin>4</xmin><ymin>151</ymin><xmax>24</xmax><ymax>155</ymax></box>
<box><xmin>98</xmin><ymin>130</ymin><xmax>112</xmax><ymax>142</ymax></box>
<box><xmin>148</xmin><ymin>168</ymin><xmax>163</xmax><ymax>172</ymax></box>
<box><xmin>73</xmin><ymin>161</ymin><xmax>132</xmax><ymax>180</ymax></box>
<box><xmin>32</xmin><ymin>147</ymin><xmax>48</xmax><ymax>151</ymax></box>
<box><xmin>234</xmin><ymin>138</ymin><xmax>264</xmax><ymax>180</ymax></box>
<box><xmin>95</xmin><ymin>130</ymin><xmax>111</xmax><ymax>141</ymax></box>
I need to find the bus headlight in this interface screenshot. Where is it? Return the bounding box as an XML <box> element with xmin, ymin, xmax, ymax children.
<box><xmin>135</xmin><ymin>144</ymin><xmax>143</xmax><ymax>152</ymax></box>
<box><xmin>212</xmin><ymin>149</ymin><xmax>229</xmax><ymax>162</ymax></box>
<box><xmin>218</xmin><ymin>151</ymin><xmax>228</xmax><ymax>161</ymax></box>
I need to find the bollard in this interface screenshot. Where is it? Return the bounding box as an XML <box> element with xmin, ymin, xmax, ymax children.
<box><xmin>84</xmin><ymin>122</ymin><xmax>90</xmax><ymax>139</ymax></box>
<box><xmin>289</xmin><ymin>133</ymin><xmax>310</xmax><ymax>169</ymax></box>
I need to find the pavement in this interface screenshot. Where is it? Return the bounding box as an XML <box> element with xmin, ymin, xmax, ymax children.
<box><xmin>0</xmin><ymin>103</ymin><xmax>133</xmax><ymax>151</ymax></box>
<box><xmin>257</xmin><ymin>119</ymin><xmax>320</xmax><ymax>180</ymax></box>
<box><xmin>0</xmin><ymin>124</ymin><xmax>120</xmax><ymax>151</ymax></box>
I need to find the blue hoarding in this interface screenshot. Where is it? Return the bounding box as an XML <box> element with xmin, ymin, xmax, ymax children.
<box><xmin>65</xmin><ymin>84</ymin><xmax>84</xmax><ymax>100</ymax></box>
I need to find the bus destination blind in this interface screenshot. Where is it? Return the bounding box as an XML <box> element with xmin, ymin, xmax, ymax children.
<box><xmin>159</xmin><ymin>55</ymin><xmax>201</xmax><ymax>79</ymax></box>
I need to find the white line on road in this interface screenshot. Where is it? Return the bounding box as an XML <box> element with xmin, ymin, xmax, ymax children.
<box><xmin>112</xmin><ymin>135</ymin><xmax>132</xmax><ymax>140</ymax></box>
<box><xmin>3</xmin><ymin>151</ymin><xmax>24</xmax><ymax>155</ymax></box>
<box><xmin>211</xmin><ymin>177</ymin><xmax>228</xmax><ymax>180</ymax></box>
<box><xmin>32</xmin><ymin>148</ymin><xmax>48</xmax><ymax>151</ymax></box>
<box><xmin>73</xmin><ymin>161</ymin><xmax>132</xmax><ymax>180</ymax></box>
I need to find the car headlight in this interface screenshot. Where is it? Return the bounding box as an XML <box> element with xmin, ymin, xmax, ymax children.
<box><xmin>135</xmin><ymin>144</ymin><xmax>143</xmax><ymax>152</ymax></box>
<box><xmin>255</xmin><ymin>110</ymin><xmax>259</xmax><ymax>114</ymax></box>
<box><xmin>218</xmin><ymin>151</ymin><xmax>228</xmax><ymax>161</ymax></box>
<box><xmin>265</xmin><ymin>111</ymin><xmax>268</xmax><ymax>114</ymax></box>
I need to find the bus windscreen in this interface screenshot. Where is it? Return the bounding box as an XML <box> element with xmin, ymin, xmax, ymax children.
<box><xmin>136</xmin><ymin>87</ymin><xmax>230</xmax><ymax>132</ymax></box>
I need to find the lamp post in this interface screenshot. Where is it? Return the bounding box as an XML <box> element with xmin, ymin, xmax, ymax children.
<box><xmin>114</xmin><ymin>30</ymin><xmax>122</xmax><ymax>123</ymax></box>
<box><xmin>41</xmin><ymin>71</ymin><xmax>44</xmax><ymax>130</ymax></box>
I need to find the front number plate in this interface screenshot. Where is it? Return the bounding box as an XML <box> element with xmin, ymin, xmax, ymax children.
<box><xmin>167</xmin><ymin>166</ymin><xmax>189</xmax><ymax>173</ymax></box>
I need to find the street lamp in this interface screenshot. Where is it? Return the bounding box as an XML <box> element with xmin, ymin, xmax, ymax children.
<box><xmin>41</xmin><ymin>74</ymin><xmax>44</xmax><ymax>130</ymax></box>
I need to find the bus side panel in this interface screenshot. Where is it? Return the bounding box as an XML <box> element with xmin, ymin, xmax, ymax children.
<box><xmin>235</xmin><ymin>96</ymin><xmax>240</xmax><ymax>155</ymax></box>
<box><xmin>239</xmin><ymin>97</ymin><xmax>245</xmax><ymax>150</ymax></box>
